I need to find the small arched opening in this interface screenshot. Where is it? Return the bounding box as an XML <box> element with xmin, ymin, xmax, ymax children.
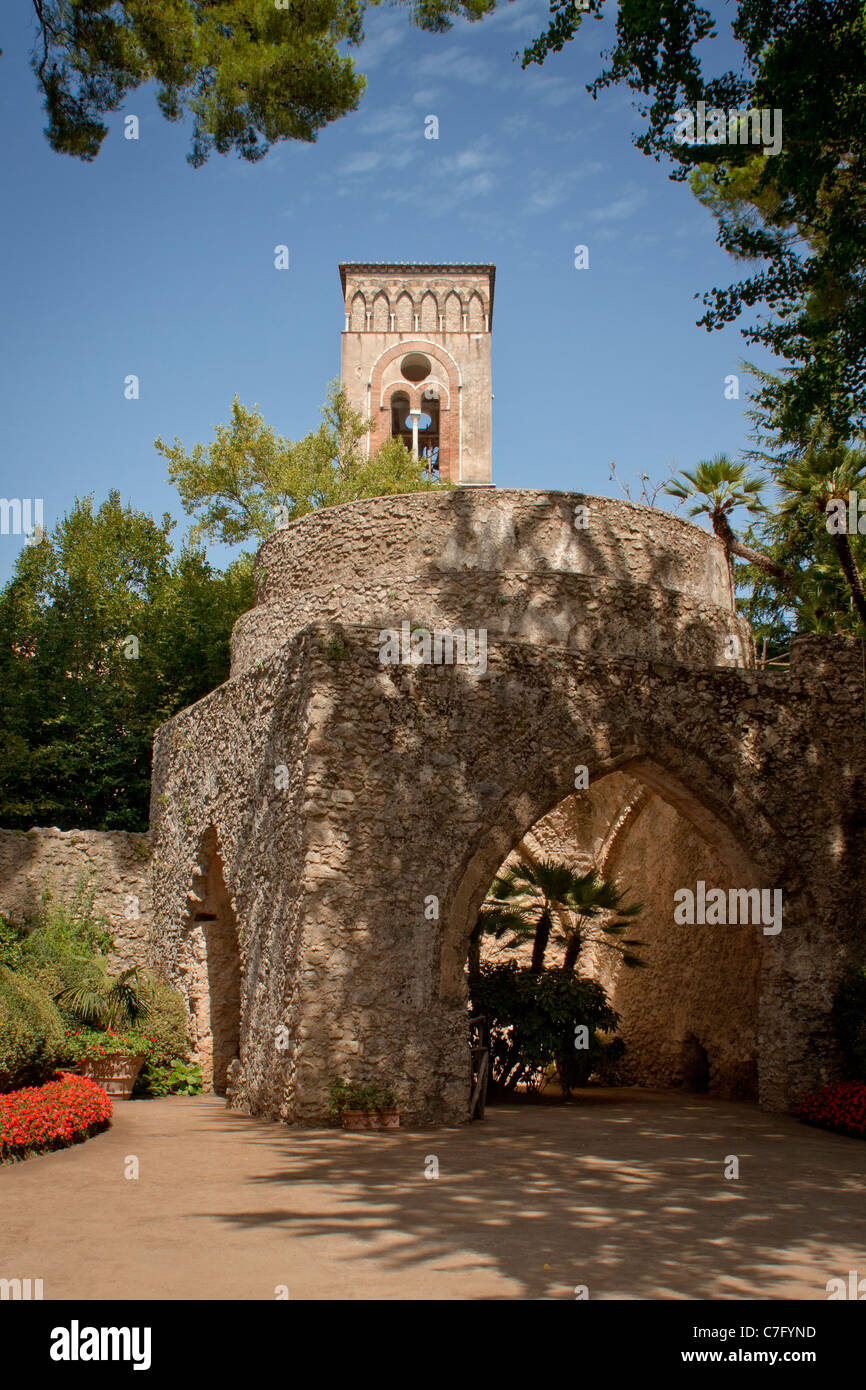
<box><xmin>681</xmin><ymin>1034</ymin><xmax>711</xmax><ymax>1093</ymax></box>
<box><xmin>182</xmin><ymin>828</ymin><xmax>242</xmax><ymax>1095</ymax></box>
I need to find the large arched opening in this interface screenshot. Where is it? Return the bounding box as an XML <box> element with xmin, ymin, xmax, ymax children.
<box><xmin>443</xmin><ymin>750</ymin><xmax>773</xmax><ymax>1111</ymax></box>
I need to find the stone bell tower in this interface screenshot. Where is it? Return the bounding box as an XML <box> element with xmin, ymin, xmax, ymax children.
<box><xmin>339</xmin><ymin>263</ymin><xmax>494</xmax><ymax>484</ymax></box>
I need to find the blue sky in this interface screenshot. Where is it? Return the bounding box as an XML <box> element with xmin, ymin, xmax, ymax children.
<box><xmin>0</xmin><ymin>0</ymin><xmax>769</xmax><ymax>581</ymax></box>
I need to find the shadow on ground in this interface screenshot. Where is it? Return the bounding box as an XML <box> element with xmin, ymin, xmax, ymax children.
<box><xmin>206</xmin><ymin>1088</ymin><xmax>866</xmax><ymax>1299</ymax></box>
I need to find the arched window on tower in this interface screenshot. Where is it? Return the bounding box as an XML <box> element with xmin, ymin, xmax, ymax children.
<box><xmin>390</xmin><ymin>391</ymin><xmax>413</xmax><ymax>453</ymax></box>
<box><xmin>418</xmin><ymin>388</ymin><xmax>440</xmax><ymax>479</ymax></box>
<box><xmin>389</xmin><ymin>384</ymin><xmax>440</xmax><ymax>479</ymax></box>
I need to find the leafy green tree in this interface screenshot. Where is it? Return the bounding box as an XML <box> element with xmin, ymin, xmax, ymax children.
<box><xmin>28</xmin><ymin>0</ymin><xmax>495</xmax><ymax>165</ymax></box>
<box><xmin>470</xmin><ymin>961</ymin><xmax>620</xmax><ymax>1093</ymax></box>
<box><xmin>526</xmin><ymin>0</ymin><xmax>866</xmax><ymax>440</ymax></box>
<box><xmin>156</xmin><ymin>379</ymin><xmax>449</xmax><ymax>548</ymax></box>
<box><xmin>413</xmin><ymin>0</ymin><xmax>865</xmax><ymax>440</ymax></box>
<box><xmin>0</xmin><ymin>492</ymin><xmax>253</xmax><ymax>830</ymax></box>
<box><xmin>554</xmin><ymin>870</ymin><xmax>643</xmax><ymax>973</ymax></box>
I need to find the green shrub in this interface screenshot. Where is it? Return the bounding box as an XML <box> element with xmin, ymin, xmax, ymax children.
<box><xmin>833</xmin><ymin>965</ymin><xmax>866</xmax><ymax>1080</ymax></box>
<box><xmin>0</xmin><ymin>965</ymin><xmax>67</xmax><ymax>1092</ymax></box>
<box><xmin>16</xmin><ymin>882</ymin><xmax>153</xmax><ymax>1032</ymax></box>
<box><xmin>133</xmin><ymin>982</ymin><xmax>191</xmax><ymax>1097</ymax></box>
<box><xmin>152</xmin><ymin>1060</ymin><xmax>202</xmax><ymax>1096</ymax></box>
<box><xmin>63</xmin><ymin>1028</ymin><xmax>153</xmax><ymax>1062</ymax></box>
<box><xmin>328</xmin><ymin>1079</ymin><xmax>397</xmax><ymax>1115</ymax></box>
<box><xmin>0</xmin><ymin>917</ymin><xmax>25</xmax><ymax>970</ymax></box>
<box><xmin>470</xmin><ymin>962</ymin><xmax>620</xmax><ymax>1096</ymax></box>
<box><xmin>21</xmin><ymin>878</ymin><xmax>114</xmax><ymax>960</ymax></box>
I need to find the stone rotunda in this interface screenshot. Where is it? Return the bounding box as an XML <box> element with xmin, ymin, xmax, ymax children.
<box><xmin>149</xmin><ymin>488</ymin><xmax>866</xmax><ymax>1125</ymax></box>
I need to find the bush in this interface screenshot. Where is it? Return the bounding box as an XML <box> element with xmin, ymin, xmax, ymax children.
<box><xmin>0</xmin><ymin>917</ymin><xmax>25</xmax><ymax>969</ymax></box>
<box><xmin>328</xmin><ymin>1079</ymin><xmax>397</xmax><ymax>1115</ymax></box>
<box><xmin>160</xmin><ymin>1061</ymin><xmax>202</xmax><ymax>1096</ymax></box>
<box><xmin>15</xmin><ymin>882</ymin><xmax>154</xmax><ymax>1033</ymax></box>
<box><xmin>0</xmin><ymin>1072</ymin><xmax>112</xmax><ymax>1162</ymax></box>
<box><xmin>20</xmin><ymin>878</ymin><xmax>114</xmax><ymax>960</ymax></box>
<box><xmin>0</xmin><ymin>965</ymin><xmax>67</xmax><ymax>1092</ymax></box>
<box><xmin>833</xmin><ymin>966</ymin><xmax>866</xmax><ymax>1080</ymax></box>
<box><xmin>470</xmin><ymin>962</ymin><xmax>620</xmax><ymax>1096</ymax></box>
<box><xmin>799</xmin><ymin>1080</ymin><xmax>866</xmax><ymax>1139</ymax></box>
<box><xmin>133</xmin><ymin>982</ymin><xmax>191</xmax><ymax>1096</ymax></box>
<box><xmin>63</xmin><ymin>1028</ymin><xmax>153</xmax><ymax>1062</ymax></box>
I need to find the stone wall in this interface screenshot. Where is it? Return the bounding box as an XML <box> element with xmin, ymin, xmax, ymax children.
<box><xmin>151</xmin><ymin>612</ymin><xmax>866</xmax><ymax>1125</ymax></box>
<box><xmin>0</xmin><ymin>828</ymin><xmax>153</xmax><ymax>970</ymax></box>
<box><xmin>150</xmin><ymin>635</ymin><xmax>314</xmax><ymax>1109</ymax></box>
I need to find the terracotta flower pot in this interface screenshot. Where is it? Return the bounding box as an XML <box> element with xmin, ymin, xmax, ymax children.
<box><xmin>77</xmin><ymin>1053</ymin><xmax>146</xmax><ymax>1099</ymax></box>
<box><xmin>340</xmin><ymin>1110</ymin><xmax>400</xmax><ymax>1130</ymax></box>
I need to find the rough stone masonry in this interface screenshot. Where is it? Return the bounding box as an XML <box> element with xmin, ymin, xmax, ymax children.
<box><xmin>148</xmin><ymin>488</ymin><xmax>866</xmax><ymax>1124</ymax></box>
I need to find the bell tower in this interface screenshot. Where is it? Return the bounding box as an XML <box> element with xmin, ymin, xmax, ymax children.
<box><xmin>339</xmin><ymin>263</ymin><xmax>494</xmax><ymax>484</ymax></box>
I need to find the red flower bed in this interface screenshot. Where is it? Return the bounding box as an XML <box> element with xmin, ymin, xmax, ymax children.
<box><xmin>799</xmin><ymin>1080</ymin><xmax>866</xmax><ymax>1139</ymax></box>
<box><xmin>0</xmin><ymin>1072</ymin><xmax>112</xmax><ymax>1162</ymax></box>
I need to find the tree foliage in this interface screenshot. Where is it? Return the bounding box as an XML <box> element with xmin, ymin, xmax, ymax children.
<box><xmin>29</xmin><ymin>0</ymin><xmax>495</xmax><ymax>165</ymax></box>
<box><xmin>0</xmin><ymin>491</ymin><xmax>253</xmax><ymax>830</ymax></box>
<box><xmin>514</xmin><ymin>0</ymin><xmax>865</xmax><ymax>439</ymax></box>
<box><xmin>470</xmin><ymin>961</ymin><xmax>620</xmax><ymax>1095</ymax></box>
<box><xmin>390</xmin><ymin>0</ymin><xmax>864</xmax><ymax>436</ymax></box>
<box><xmin>666</xmin><ymin>433</ymin><xmax>866</xmax><ymax>649</ymax></box>
<box><xmin>156</xmin><ymin>379</ymin><xmax>449</xmax><ymax>547</ymax></box>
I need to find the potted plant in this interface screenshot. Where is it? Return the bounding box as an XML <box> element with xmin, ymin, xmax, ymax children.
<box><xmin>328</xmin><ymin>1078</ymin><xmax>400</xmax><ymax>1130</ymax></box>
<box><xmin>65</xmin><ymin>1028</ymin><xmax>153</xmax><ymax>1099</ymax></box>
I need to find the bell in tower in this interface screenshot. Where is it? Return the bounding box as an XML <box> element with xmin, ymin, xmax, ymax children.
<box><xmin>339</xmin><ymin>263</ymin><xmax>494</xmax><ymax>484</ymax></box>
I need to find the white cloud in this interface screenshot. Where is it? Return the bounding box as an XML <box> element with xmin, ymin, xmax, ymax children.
<box><xmin>358</xmin><ymin>24</ymin><xmax>405</xmax><ymax>68</ymax></box>
<box><xmin>337</xmin><ymin>149</ymin><xmax>384</xmax><ymax>176</ymax></box>
<box><xmin>523</xmin><ymin>160</ymin><xmax>604</xmax><ymax>214</ymax></box>
<box><xmin>358</xmin><ymin>106</ymin><xmax>415</xmax><ymax>137</ymax></box>
<box><xmin>412</xmin><ymin>48</ymin><xmax>497</xmax><ymax>86</ymax></box>
<box><xmin>586</xmin><ymin>187</ymin><xmax>650</xmax><ymax>223</ymax></box>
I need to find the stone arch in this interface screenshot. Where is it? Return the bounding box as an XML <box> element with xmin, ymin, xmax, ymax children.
<box><xmin>442</xmin><ymin>745</ymin><xmax>771</xmax><ymax>1003</ymax></box>
<box><xmin>349</xmin><ymin>291</ymin><xmax>366</xmax><ymax>332</ymax></box>
<box><xmin>467</xmin><ymin>291</ymin><xmax>485</xmax><ymax>331</ymax></box>
<box><xmin>495</xmin><ymin>769</ymin><xmax>763</xmax><ymax>1099</ymax></box>
<box><xmin>371</xmin><ymin>292</ymin><xmax>389</xmax><ymax>331</ymax></box>
<box><xmin>394</xmin><ymin>291</ymin><xmax>414</xmax><ymax>332</ymax></box>
<box><xmin>180</xmin><ymin>827</ymin><xmax>241</xmax><ymax>1095</ymax></box>
<box><xmin>419</xmin><ymin>291</ymin><xmax>439</xmax><ymax>331</ymax></box>
<box><xmin>443</xmin><ymin>291</ymin><xmax>463</xmax><ymax>332</ymax></box>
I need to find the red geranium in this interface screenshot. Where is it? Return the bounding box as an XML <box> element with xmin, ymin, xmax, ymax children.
<box><xmin>799</xmin><ymin>1080</ymin><xmax>866</xmax><ymax>1139</ymax></box>
<box><xmin>0</xmin><ymin>1073</ymin><xmax>112</xmax><ymax>1161</ymax></box>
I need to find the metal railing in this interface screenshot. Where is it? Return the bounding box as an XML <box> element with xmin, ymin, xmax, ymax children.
<box><xmin>468</xmin><ymin>1013</ymin><xmax>489</xmax><ymax>1121</ymax></box>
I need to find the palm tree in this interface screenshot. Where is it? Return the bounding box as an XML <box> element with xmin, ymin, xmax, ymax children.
<box><xmin>552</xmin><ymin>870</ymin><xmax>644</xmax><ymax>973</ymax></box>
<box><xmin>56</xmin><ymin>958</ymin><xmax>153</xmax><ymax>1030</ymax></box>
<box><xmin>665</xmin><ymin>455</ymin><xmax>798</xmax><ymax>597</ymax></box>
<box><xmin>475</xmin><ymin>856</ymin><xmax>644</xmax><ymax>974</ymax></box>
<box><xmin>778</xmin><ymin>441</ymin><xmax>866</xmax><ymax>628</ymax></box>
<box><xmin>469</xmin><ymin>872</ymin><xmax>529</xmax><ymax>975</ymax></box>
